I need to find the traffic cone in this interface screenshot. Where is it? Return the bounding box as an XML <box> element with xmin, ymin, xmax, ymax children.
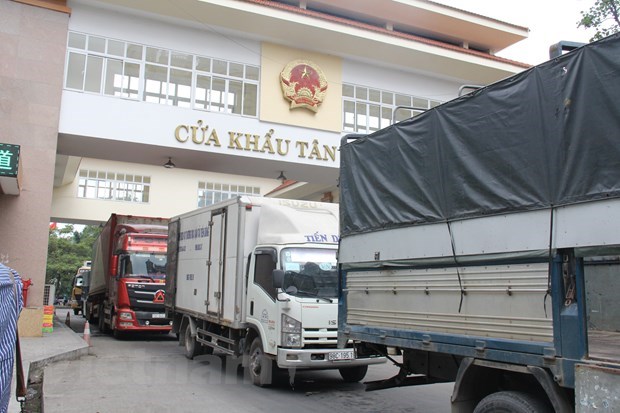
<box><xmin>65</xmin><ymin>311</ymin><xmax>71</xmax><ymax>327</ymax></box>
<box><xmin>83</xmin><ymin>320</ymin><xmax>91</xmax><ymax>346</ymax></box>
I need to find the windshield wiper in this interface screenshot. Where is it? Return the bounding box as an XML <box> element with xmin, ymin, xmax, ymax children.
<box><xmin>129</xmin><ymin>274</ymin><xmax>155</xmax><ymax>282</ymax></box>
<box><xmin>288</xmin><ymin>289</ymin><xmax>333</xmax><ymax>303</ymax></box>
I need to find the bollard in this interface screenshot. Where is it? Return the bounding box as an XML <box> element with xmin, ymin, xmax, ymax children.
<box><xmin>65</xmin><ymin>311</ymin><xmax>71</xmax><ymax>327</ymax></box>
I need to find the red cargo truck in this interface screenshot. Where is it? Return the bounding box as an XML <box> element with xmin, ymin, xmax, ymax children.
<box><xmin>84</xmin><ymin>214</ymin><xmax>172</xmax><ymax>338</ymax></box>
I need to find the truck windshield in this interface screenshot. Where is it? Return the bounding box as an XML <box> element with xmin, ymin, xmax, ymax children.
<box><xmin>280</xmin><ymin>248</ymin><xmax>338</xmax><ymax>299</ymax></box>
<box><xmin>120</xmin><ymin>253</ymin><xmax>167</xmax><ymax>281</ymax></box>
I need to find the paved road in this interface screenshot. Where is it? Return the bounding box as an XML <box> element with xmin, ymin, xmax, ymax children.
<box><xmin>48</xmin><ymin>309</ymin><xmax>453</xmax><ymax>413</ymax></box>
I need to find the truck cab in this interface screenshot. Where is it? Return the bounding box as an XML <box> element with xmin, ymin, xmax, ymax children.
<box><xmin>105</xmin><ymin>227</ymin><xmax>171</xmax><ymax>334</ymax></box>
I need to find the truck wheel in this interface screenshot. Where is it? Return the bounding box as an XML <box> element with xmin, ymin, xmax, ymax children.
<box><xmin>98</xmin><ymin>305</ymin><xmax>109</xmax><ymax>334</ymax></box>
<box><xmin>184</xmin><ymin>323</ymin><xmax>201</xmax><ymax>359</ymax></box>
<box><xmin>474</xmin><ymin>391</ymin><xmax>552</xmax><ymax>413</ymax></box>
<box><xmin>339</xmin><ymin>365</ymin><xmax>368</xmax><ymax>382</ymax></box>
<box><xmin>249</xmin><ymin>337</ymin><xmax>273</xmax><ymax>387</ymax></box>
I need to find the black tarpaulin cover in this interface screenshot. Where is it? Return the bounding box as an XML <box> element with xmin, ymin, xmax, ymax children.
<box><xmin>340</xmin><ymin>34</ymin><xmax>620</xmax><ymax>237</ymax></box>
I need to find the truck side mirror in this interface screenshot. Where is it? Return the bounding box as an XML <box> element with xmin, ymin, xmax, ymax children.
<box><xmin>111</xmin><ymin>255</ymin><xmax>118</xmax><ymax>277</ymax></box>
<box><xmin>272</xmin><ymin>269</ymin><xmax>284</xmax><ymax>288</ymax></box>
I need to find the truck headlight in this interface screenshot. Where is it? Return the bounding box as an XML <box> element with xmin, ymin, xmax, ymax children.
<box><xmin>119</xmin><ymin>311</ymin><xmax>133</xmax><ymax>320</ymax></box>
<box><xmin>281</xmin><ymin>314</ymin><xmax>302</xmax><ymax>348</ymax></box>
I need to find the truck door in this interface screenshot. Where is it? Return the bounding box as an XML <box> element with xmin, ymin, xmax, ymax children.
<box><xmin>246</xmin><ymin>248</ymin><xmax>279</xmax><ymax>355</ymax></box>
<box><xmin>207</xmin><ymin>208</ymin><xmax>226</xmax><ymax>320</ymax></box>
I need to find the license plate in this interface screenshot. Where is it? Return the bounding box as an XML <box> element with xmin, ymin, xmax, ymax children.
<box><xmin>152</xmin><ymin>313</ymin><xmax>165</xmax><ymax>319</ymax></box>
<box><xmin>328</xmin><ymin>350</ymin><xmax>354</xmax><ymax>361</ymax></box>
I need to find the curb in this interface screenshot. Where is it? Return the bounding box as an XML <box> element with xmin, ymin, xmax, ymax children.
<box><xmin>21</xmin><ymin>317</ymin><xmax>90</xmax><ymax>413</ymax></box>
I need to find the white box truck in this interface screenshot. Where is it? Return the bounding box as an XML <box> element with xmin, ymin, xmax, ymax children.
<box><xmin>165</xmin><ymin>196</ymin><xmax>384</xmax><ymax>386</ymax></box>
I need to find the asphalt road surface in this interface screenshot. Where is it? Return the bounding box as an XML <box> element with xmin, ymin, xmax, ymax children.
<box><xmin>48</xmin><ymin>308</ymin><xmax>453</xmax><ymax>413</ymax></box>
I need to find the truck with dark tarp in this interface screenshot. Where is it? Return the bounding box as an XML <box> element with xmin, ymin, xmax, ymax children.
<box><xmin>337</xmin><ymin>34</ymin><xmax>620</xmax><ymax>412</ymax></box>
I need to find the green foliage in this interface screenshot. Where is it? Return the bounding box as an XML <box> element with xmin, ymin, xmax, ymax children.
<box><xmin>579</xmin><ymin>0</ymin><xmax>620</xmax><ymax>41</ymax></box>
<box><xmin>46</xmin><ymin>224</ymin><xmax>101</xmax><ymax>297</ymax></box>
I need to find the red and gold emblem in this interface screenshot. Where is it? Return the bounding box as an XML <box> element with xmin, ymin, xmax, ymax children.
<box><xmin>280</xmin><ymin>60</ymin><xmax>328</xmax><ymax>112</ymax></box>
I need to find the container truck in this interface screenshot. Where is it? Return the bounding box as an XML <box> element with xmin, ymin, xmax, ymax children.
<box><xmin>337</xmin><ymin>34</ymin><xmax>620</xmax><ymax>412</ymax></box>
<box><xmin>70</xmin><ymin>260</ymin><xmax>90</xmax><ymax>315</ymax></box>
<box><xmin>165</xmin><ymin>197</ymin><xmax>384</xmax><ymax>386</ymax></box>
<box><xmin>85</xmin><ymin>214</ymin><xmax>172</xmax><ymax>337</ymax></box>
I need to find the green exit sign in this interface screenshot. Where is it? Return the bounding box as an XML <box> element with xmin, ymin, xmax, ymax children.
<box><xmin>0</xmin><ymin>143</ymin><xmax>20</xmax><ymax>177</ymax></box>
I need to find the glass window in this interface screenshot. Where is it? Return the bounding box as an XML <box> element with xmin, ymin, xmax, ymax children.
<box><xmin>144</xmin><ymin>64</ymin><xmax>169</xmax><ymax>104</ymax></box>
<box><xmin>84</xmin><ymin>55</ymin><xmax>103</xmax><ymax>93</ymax></box>
<box><xmin>382</xmin><ymin>107</ymin><xmax>392</xmax><ymax>128</ymax></box>
<box><xmin>343</xmin><ymin>100</ymin><xmax>355</xmax><ymax>132</ymax></box>
<box><xmin>395</xmin><ymin>94</ymin><xmax>411</xmax><ymax>107</ymax></box>
<box><xmin>343</xmin><ymin>84</ymin><xmax>354</xmax><ymax>98</ymax></box>
<box><xmin>146</xmin><ymin>47</ymin><xmax>169</xmax><ymax>65</ymax></box>
<box><xmin>197</xmin><ymin>181</ymin><xmax>260</xmax><ymax>207</ymax></box>
<box><xmin>412</xmin><ymin>97</ymin><xmax>429</xmax><ymax>110</ymax></box>
<box><xmin>171</xmin><ymin>52</ymin><xmax>192</xmax><ymax>69</ymax></box>
<box><xmin>68</xmin><ymin>32</ymin><xmax>86</xmax><ymax>49</ymax></box>
<box><xmin>342</xmin><ymin>82</ymin><xmax>440</xmax><ymax>133</ymax></box>
<box><xmin>355</xmin><ymin>86</ymin><xmax>368</xmax><ymax>100</ymax></box>
<box><xmin>369</xmin><ymin>104</ymin><xmax>381</xmax><ymax>132</ymax></box>
<box><xmin>104</xmin><ymin>59</ymin><xmax>123</xmax><ymax>96</ymax></box>
<box><xmin>195</xmin><ymin>74</ymin><xmax>211</xmax><ymax>110</ymax></box>
<box><xmin>126</xmin><ymin>43</ymin><xmax>143</xmax><ymax>60</ymax></box>
<box><xmin>229</xmin><ymin>62</ymin><xmax>244</xmax><ymax>78</ymax></box>
<box><xmin>88</xmin><ymin>36</ymin><xmax>106</xmax><ymax>53</ymax></box>
<box><xmin>394</xmin><ymin>108</ymin><xmax>412</xmax><ymax>122</ymax></box>
<box><xmin>196</xmin><ymin>57</ymin><xmax>211</xmax><ymax>72</ymax></box>
<box><xmin>243</xmin><ymin>83</ymin><xmax>258</xmax><ymax>116</ymax></box>
<box><xmin>107</xmin><ymin>40</ymin><xmax>124</xmax><ymax>57</ymax></box>
<box><xmin>77</xmin><ymin>169</ymin><xmax>150</xmax><ymax>203</ymax></box>
<box><xmin>356</xmin><ymin>102</ymin><xmax>367</xmax><ymax>133</ymax></box>
<box><xmin>121</xmin><ymin>62</ymin><xmax>140</xmax><ymax>99</ymax></box>
<box><xmin>65</xmin><ymin>32</ymin><xmax>259</xmax><ymax>118</ymax></box>
<box><xmin>169</xmin><ymin>68</ymin><xmax>192</xmax><ymax>107</ymax></box>
<box><xmin>254</xmin><ymin>251</ymin><xmax>277</xmax><ymax>300</ymax></box>
<box><xmin>246</xmin><ymin>66</ymin><xmax>259</xmax><ymax>81</ymax></box>
<box><xmin>66</xmin><ymin>52</ymin><xmax>86</xmax><ymax>90</ymax></box>
<box><xmin>229</xmin><ymin>79</ymin><xmax>243</xmax><ymax>114</ymax></box>
<box><xmin>382</xmin><ymin>91</ymin><xmax>393</xmax><ymax>105</ymax></box>
<box><xmin>210</xmin><ymin>77</ymin><xmax>226</xmax><ymax>112</ymax></box>
<box><xmin>212</xmin><ymin>59</ymin><xmax>227</xmax><ymax>75</ymax></box>
<box><xmin>369</xmin><ymin>89</ymin><xmax>381</xmax><ymax>102</ymax></box>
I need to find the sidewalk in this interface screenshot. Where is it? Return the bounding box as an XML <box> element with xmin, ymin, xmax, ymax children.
<box><xmin>8</xmin><ymin>314</ymin><xmax>89</xmax><ymax>413</ymax></box>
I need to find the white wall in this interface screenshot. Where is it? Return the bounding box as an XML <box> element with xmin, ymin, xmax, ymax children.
<box><xmin>51</xmin><ymin>157</ymin><xmax>281</xmax><ymax>224</ymax></box>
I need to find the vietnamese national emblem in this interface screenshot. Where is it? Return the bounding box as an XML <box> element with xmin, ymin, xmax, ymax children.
<box><xmin>280</xmin><ymin>60</ymin><xmax>328</xmax><ymax>112</ymax></box>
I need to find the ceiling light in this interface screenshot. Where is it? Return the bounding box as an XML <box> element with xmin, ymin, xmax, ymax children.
<box><xmin>163</xmin><ymin>157</ymin><xmax>176</xmax><ymax>169</ymax></box>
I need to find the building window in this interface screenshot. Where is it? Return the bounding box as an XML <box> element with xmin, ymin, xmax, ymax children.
<box><xmin>77</xmin><ymin>169</ymin><xmax>150</xmax><ymax>203</ymax></box>
<box><xmin>64</xmin><ymin>32</ymin><xmax>260</xmax><ymax>117</ymax></box>
<box><xmin>197</xmin><ymin>182</ymin><xmax>260</xmax><ymax>207</ymax></box>
<box><xmin>342</xmin><ymin>83</ymin><xmax>442</xmax><ymax>133</ymax></box>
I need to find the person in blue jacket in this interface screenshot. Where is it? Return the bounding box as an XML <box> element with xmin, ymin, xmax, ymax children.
<box><xmin>0</xmin><ymin>263</ymin><xmax>23</xmax><ymax>413</ymax></box>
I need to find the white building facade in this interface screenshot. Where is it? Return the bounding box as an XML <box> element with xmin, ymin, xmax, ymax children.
<box><xmin>1</xmin><ymin>0</ymin><xmax>529</xmax><ymax>328</ymax></box>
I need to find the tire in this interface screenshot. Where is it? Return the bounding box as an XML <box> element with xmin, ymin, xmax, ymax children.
<box><xmin>339</xmin><ymin>365</ymin><xmax>368</xmax><ymax>383</ymax></box>
<box><xmin>248</xmin><ymin>337</ymin><xmax>274</xmax><ymax>387</ymax></box>
<box><xmin>474</xmin><ymin>391</ymin><xmax>553</xmax><ymax>413</ymax></box>
<box><xmin>98</xmin><ymin>304</ymin><xmax>109</xmax><ymax>333</ymax></box>
<box><xmin>87</xmin><ymin>304</ymin><xmax>96</xmax><ymax>323</ymax></box>
<box><xmin>113</xmin><ymin>327</ymin><xmax>124</xmax><ymax>340</ymax></box>
<box><xmin>184</xmin><ymin>323</ymin><xmax>201</xmax><ymax>359</ymax></box>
